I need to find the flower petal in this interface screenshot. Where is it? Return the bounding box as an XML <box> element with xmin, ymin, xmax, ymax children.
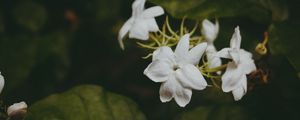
<box><xmin>118</xmin><ymin>18</ymin><xmax>133</xmax><ymax>49</ymax></box>
<box><xmin>144</xmin><ymin>59</ymin><xmax>172</xmax><ymax>83</ymax></box>
<box><xmin>174</xmin><ymin>85</ymin><xmax>192</xmax><ymax>107</ymax></box>
<box><xmin>201</xmin><ymin>19</ymin><xmax>219</xmax><ymax>43</ymax></box>
<box><xmin>159</xmin><ymin>76</ymin><xmax>176</xmax><ymax>102</ymax></box>
<box><xmin>142</xmin><ymin>6</ymin><xmax>164</xmax><ymax>18</ymax></box>
<box><xmin>239</xmin><ymin>50</ymin><xmax>256</xmax><ymax>74</ymax></box>
<box><xmin>129</xmin><ymin>20</ymin><xmax>149</xmax><ymax>40</ymax></box>
<box><xmin>232</xmin><ymin>75</ymin><xmax>247</xmax><ymax>101</ymax></box>
<box><xmin>152</xmin><ymin>46</ymin><xmax>175</xmax><ymax>62</ymax></box>
<box><xmin>216</xmin><ymin>48</ymin><xmax>231</xmax><ymax>59</ymax></box>
<box><xmin>206</xmin><ymin>45</ymin><xmax>222</xmax><ymax>70</ymax></box>
<box><xmin>221</xmin><ymin>62</ymin><xmax>244</xmax><ymax>92</ymax></box>
<box><xmin>232</xmin><ymin>86</ymin><xmax>244</xmax><ymax>101</ymax></box>
<box><xmin>241</xmin><ymin>59</ymin><xmax>256</xmax><ymax>74</ymax></box>
<box><xmin>230</xmin><ymin>26</ymin><xmax>241</xmax><ymax>49</ymax></box>
<box><xmin>132</xmin><ymin>0</ymin><xmax>145</xmax><ymax>17</ymax></box>
<box><xmin>229</xmin><ymin>49</ymin><xmax>240</xmax><ymax>64</ymax></box>
<box><xmin>187</xmin><ymin>42</ymin><xmax>207</xmax><ymax>65</ymax></box>
<box><xmin>0</xmin><ymin>72</ymin><xmax>4</xmax><ymax>94</ymax></box>
<box><xmin>144</xmin><ymin>18</ymin><xmax>159</xmax><ymax>32</ymax></box>
<box><xmin>207</xmin><ymin>55</ymin><xmax>222</xmax><ymax>75</ymax></box>
<box><xmin>175</xmin><ymin>64</ymin><xmax>207</xmax><ymax>90</ymax></box>
<box><xmin>175</xmin><ymin>34</ymin><xmax>190</xmax><ymax>62</ymax></box>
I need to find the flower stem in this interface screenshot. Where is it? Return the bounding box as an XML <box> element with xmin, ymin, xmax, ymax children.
<box><xmin>205</xmin><ymin>64</ymin><xmax>227</xmax><ymax>73</ymax></box>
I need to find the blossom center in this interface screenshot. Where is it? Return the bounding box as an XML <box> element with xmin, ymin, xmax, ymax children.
<box><xmin>173</xmin><ymin>65</ymin><xmax>180</xmax><ymax>71</ymax></box>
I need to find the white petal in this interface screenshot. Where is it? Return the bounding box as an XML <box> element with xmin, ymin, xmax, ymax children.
<box><xmin>132</xmin><ymin>0</ymin><xmax>145</xmax><ymax>17</ymax></box>
<box><xmin>232</xmin><ymin>86</ymin><xmax>244</xmax><ymax>101</ymax></box>
<box><xmin>175</xmin><ymin>34</ymin><xmax>190</xmax><ymax>62</ymax></box>
<box><xmin>144</xmin><ymin>59</ymin><xmax>172</xmax><ymax>82</ymax></box>
<box><xmin>118</xmin><ymin>19</ymin><xmax>133</xmax><ymax>49</ymax></box>
<box><xmin>239</xmin><ymin>50</ymin><xmax>256</xmax><ymax>74</ymax></box>
<box><xmin>145</xmin><ymin>18</ymin><xmax>159</xmax><ymax>32</ymax></box>
<box><xmin>241</xmin><ymin>74</ymin><xmax>247</xmax><ymax>93</ymax></box>
<box><xmin>175</xmin><ymin>64</ymin><xmax>207</xmax><ymax>90</ymax></box>
<box><xmin>207</xmin><ymin>54</ymin><xmax>222</xmax><ymax>69</ymax></box>
<box><xmin>129</xmin><ymin>20</ymin><xmax>149</xmax><ymax>40</ymax></box>
<box><xmin>232</xmin><ymin>75</ymin><xmax>247</xmax><ymax>101</ymax></box>
<box><xmin>187</xmin><ymin>42</ymin><xmax>207</xmax><ymax>65</ymax></box>
<box><xmin>159</xmin><ymin>76</ymin><xmax>176</xmax><ymax>102</ymax></box>
<box><xmin>216</xmin><ymin>48</ymin><xmax>231</xmax><ymax>59</ymax></box>
<box><xmin>174</xmin><ymin>85</ymin><xmax>192</xmax><ymax>107</ymax></box>
<box><xmin>230</xmin><ymin>26</ymin><xmax>241</xmax><ymax>49</ymax></box>
<box><xmin>0</xmin><ymin>72</ymin><xmax>4</xmax><ymax>94</ymax></box>
<box><xmin>229</xmin><ymin>49</ymin><xmax>240</xmax><ymax>64</ymax></box>
<box><xmin>142</xmin><ymin>6</ymin><xmax>164</xmax><ymax>18</ymax></box>
<box><xmin>241</xmin><ymin>59</ymin><xmax>256</xmax><ymax>74</ymax></box>
<box><xmin>239</xmin><ymin>49</ymin><xmax>253</xmax><ymax>58</ymax></box>
<box><xmin>201</xmin><ymin>19</ymin><xmax>219</xmax><ymax>43</ymax></box>
<box><xmin>221</xmin><ymin>62</ymin><xmax>244</xmax><ymax>92</ymax></box>
<box><xmin>206</xmin><ymin>45</ymin><xmax>222</xmax><ymax>70</ymax></box>
<box><xmin>152</xmin><ymin>46</ymin><xmax>175</xmax><ymax>62</ymax></box>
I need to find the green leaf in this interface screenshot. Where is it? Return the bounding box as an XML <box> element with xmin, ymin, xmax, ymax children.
<box><xmin>150</xmin><ymin>0</ymin><xmax>288</xmax><ymax>22</ymax></box>
<box><xmin>25</xmin><ymin>85</ymin><xmax>146</xmax><ymax>120</ymax></box>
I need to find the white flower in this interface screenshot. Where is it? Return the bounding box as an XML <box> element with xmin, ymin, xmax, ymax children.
<box><xmin>217</xmin><ymin>26</ymin><xmax>256</xmax><ymax>101</ymax></box>
<box><xmin>201</xmin><ymin>19</ymin><xmax>219</xmax><ymax>43</ymax></box>
<box><xmin>201</xmin><ymin>19</ymin><xmax>222</xmax><ymax>72</ymax></box>
<box><xmin>118</xmin><ymin>0</ymin><xmax>164</xmax><ymax>49</ymax></box>
<box><xmin>0</xmin><ymin>72</ymin><xmax>4</xmax><ymax>94</ymax></box>
<box><xmin>144</xmin><ymin>34</ymin><xmax>208</xmax><ymax>107</ymax></box>
<box><xmin>7</xmin><ymin>101</ymin><xmax>28</xmax><ymax>117</ymax></box>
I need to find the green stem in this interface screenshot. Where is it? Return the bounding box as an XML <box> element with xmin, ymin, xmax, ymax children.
<box><xmin>205</xmin><ymin>64</ymin><xmax>227</xmax><ymax>73</ymax></box>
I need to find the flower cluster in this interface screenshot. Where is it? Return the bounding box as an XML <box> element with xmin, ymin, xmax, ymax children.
<box><xmin>118</xmin><ymin>0</ymin><xmax>257</xmax><ymax>107</ymax></box>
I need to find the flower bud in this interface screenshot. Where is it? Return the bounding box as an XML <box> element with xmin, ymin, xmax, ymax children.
<box><xmin>7</xmin><ymin>101</ymin><xmax>27</xmax><ymax>118</ymax></box>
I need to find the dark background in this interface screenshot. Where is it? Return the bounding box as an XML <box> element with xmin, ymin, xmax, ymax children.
<box><xmin>0</xmin><ymin>0</ymin><xmax>300</xmax><ymax>120</ymax></box>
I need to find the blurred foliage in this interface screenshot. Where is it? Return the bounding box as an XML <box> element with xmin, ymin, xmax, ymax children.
<box><xmin>0</xmin><ymin>0</ymin><xmax>299</xmax><ymax>120</ymax></box>
<box><xmin>25</xmin><ymin>85</ymin><xmax>146</xmax><ymax>120</ymax></box>
<box><xmin>13</xmin><ymin>1</ymin><xmax>47</xmax><ymax>32</ymax></box>
<box><xmin>176</xmin><ymin>105</ymin><xmax>250</xmax><ymax>120</ymax></box>
<box><xmin>268</xmin><ymin>0</ymin><xmax>300</xmax><ymax>75</ymax></box>
<box><xmin>150</xmin><ymin>0</ymin><xmax>288</xmax><ymax>22</ymax></box>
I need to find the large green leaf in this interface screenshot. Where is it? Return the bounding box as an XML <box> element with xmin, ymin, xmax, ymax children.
<box><xmin>25</xmin><ymin>85</ymin><xmax>146</xmax><ymax>120</ymax></box>
<box><xmin>150</xmin><ymin>0</ymin><xmax>288</xmax><ymax>22</ymax></box>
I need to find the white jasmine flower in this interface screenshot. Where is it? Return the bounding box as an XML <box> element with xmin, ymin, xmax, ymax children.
<box><xmin>144</xmin><ymin>34</ymin><xmax>208</xmax><ymax>107</ymax></box>
<box><xmin>0</xmin><ymin>72</ymin><xmax>4</xmax><ymax>94</ymax></box>
<box><xmin>7</xmin><ymin>101</ymin><xmax>28</xmax><ymax>117</ymax></box>
<box><xmin>217</xmin><ymin>26</ymin><xmax>256</xmax><ymax>101</ymax></box>
<box><xmin>118</xmin><ymin>0</ymin><xmax>164</xmax><ymax>49</ymax></box>
<box><xmin>201</xmin><ymin>19</ymin><xmax>222</xmax><ymax>72</ymax></box>
<box><xmin>201</xmin><ymin>19</ymin><xmax>219</xmax><ymax>42</ymax></box>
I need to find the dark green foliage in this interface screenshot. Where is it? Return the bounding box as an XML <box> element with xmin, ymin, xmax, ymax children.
<box><xmin>25</xmin><ymin>85</ymin><xmax>146</xmax><ymax>120</ymax></box>
<box><xmin>150</xmin><ymin>0</ymin><xmax>288</xmax><ymax>22</ymax></box>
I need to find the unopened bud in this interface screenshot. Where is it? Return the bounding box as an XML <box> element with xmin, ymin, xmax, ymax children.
<box><xmin>255</xmin><ymin>43</ymin><xmax>267</xmax><ymax>55</ymax></box>
<box><xmin>7</xmin><ymin>101</ymin><xmax>27</xmax><ymax>119</ymax></box>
